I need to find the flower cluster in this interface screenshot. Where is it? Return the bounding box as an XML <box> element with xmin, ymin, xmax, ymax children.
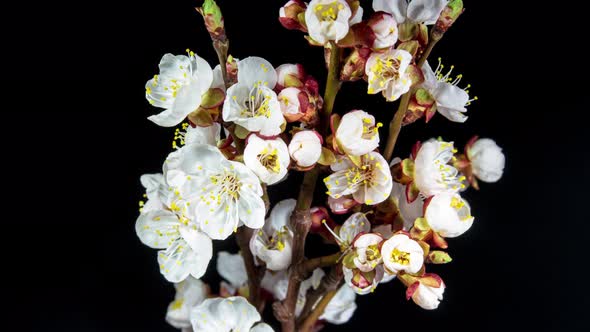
<box><xmin>136</xmin><ymin>0</ymin><xmax>505</xmax><ymax>330</ymax></box>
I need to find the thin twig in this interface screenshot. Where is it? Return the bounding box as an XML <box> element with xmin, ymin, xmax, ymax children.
<box><xmin>298</xmin><ymin>266</ymin><xmax>344</xmax><ymax>332</ymax></box>
<box><xmin>274</xmin><ymin>42</ymin><xmax>342</xmax><ymax>332</ymax></box>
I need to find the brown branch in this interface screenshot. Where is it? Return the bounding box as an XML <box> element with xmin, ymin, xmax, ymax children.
<box><xmin>275</xmin><ymin>42</ymin><xmax>343</xmax><ymax>332</ymax></box>
<box><xmin>236</xmin><ymin>227</ymin><xmax>265</xmax><ymax>312</ymax></box>
<box><xmin>298</xmin><ymin>266</ymin><xmax>344</xmax><ymax>332</ymax></box>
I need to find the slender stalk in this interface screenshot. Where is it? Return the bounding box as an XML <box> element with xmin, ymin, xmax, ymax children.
<box><xmin>383</xmin><ymin>92</ymin><xmax>411</xmax><ymax>162</ymax></box>
<box><xmin>300</xmin><ymin>289</ymin><xmax>337</xmax><ymax>332</ymax></box>
<box><xmin>236</xmin><ymin>227</ymin><xmax>264</xmax><ymax>312</ymax></box>
<box><xmin>383</xmin><ymin>32</ymin><xmax>444</xmax><ymax>162</ymax></box>
<box><xmin>274</xmin><ymin>42</ymin><xmax>342</xmax><ymax>332</ymax></box>
<box><xmin>296</xmin><ymin>265</ymin><xmax>342</xmax><ymax>328</ymax></box>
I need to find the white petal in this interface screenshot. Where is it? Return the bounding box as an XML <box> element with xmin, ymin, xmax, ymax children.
<box><xmin>217</xmin><ymin>251</ymin><xmax>248</xmax><ymax>288</ymax></box>
<box><xmin>350</xmin><ymin>5</ymin><xmax>363</xmax><ymax>25</ymax></box>
<box><xmin>158</xmin><ymin>237</ymin><xmax>206</xmax><ymax>283</ymax></box>
<box><xmin>407</xmin><ymin>0</ymin><xmax>447</xmax><ymax>24</ymax></box>
<box><xmin>238</xmin><ymin>57</ymin><xmax>278</xmax><ymax>89</ymax></box>
<box><xmin>179</xmin><ymin>227</ymin><xmax>213</xmax><ymax>279</ymax></box>
<box><xmin>267</xmin><ymin>199</ymin><xmax>296</xmax><ymax>231</ymax></box>
<box><xmin>373</xmin><ymin>0</ymin><xmax>408</xmax><ymax>24</ymax></box>
<box><xmin>320</xmin><ymin>285</ymin><xmax>357</xmax><ymax>324</ymax></box>
<box><xmin>136</xmin><ymin>210</ymin><xmax>181</xmax><ymax>249</ymax></box>
<box><xmin>194</xmin><ymin>54</ymin><xmax>214</xmax><ymax>95</ymax></box>
<box><xmin>251</xmin><ymin>323</ymin><xmax>275</xmax><ymax>332</ymax></box>
<box><xmin>339</xmin><ymin>212</ymin><xmax>371</xmax><ymax>246</ymax></box>
<box><xmin>211</xmin><ymin>65</ymin><xmax>226</xmax><ymax>90</ymax></box>
<box><xmin>148</xmin><ymin>83</ymin><xmax>202</xmax><ymax>127</ymax></box>
<box><xmin>190</xmin><ymin>296</ymin><xmax>261</xmax><ymax>332</ymax></box>
<box><xmin>238</xmin><ymin>187</ymin><xmax>266</xmax><ymax>230</ymax></box>
<box><xmin>420</xmin><ymin>61</ymin><xmax>438</xmax><ymax>91</ymax></box>
<box><xmin>185</xmin><ymin>123</ymin><xmax>221</xmax><ymax>146</ymax></box>
<box><xmin>166</xmin><ymin>277</ymin><xmax>208</xmax><ymax>329</ymax></box>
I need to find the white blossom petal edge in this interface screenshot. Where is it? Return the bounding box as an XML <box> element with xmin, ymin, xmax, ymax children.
<box><xmin>166</xmin><ymin>277</ymin><xmax>209</xmax><ymax>329</ymax></box>
<box><xmin>146</xmin><ymin>52</ymin><xmax>213</xmax><ymax>127</ymax></box>
<box><xmin>190</xmin><ymin>296</ymin><xmax>274</xmax><ymax>332</ymax></box>
<box><xmin>373</xmin><ymin>0</ymin><xmax>448</xmax><ymax>25</ymax></box>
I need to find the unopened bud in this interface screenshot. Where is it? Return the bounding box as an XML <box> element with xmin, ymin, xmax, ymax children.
<box><xmin>196</xmin><ymin>0</ymin><xmax>226</xmax><ymax>41</ymax></box>
<box><xmin>279</xmin><ymin>0</ymin><xmax>307</xmax><ymax>32</ymax></box>
<box><xmin>340</xmin><ymin>47</ymin><xmax>371</xmax><ymax>82</ymax></box>
<box><xmin>433</xmin><ymin>0</ymin><xmax>464</xmax><ymax>39</ymax></box>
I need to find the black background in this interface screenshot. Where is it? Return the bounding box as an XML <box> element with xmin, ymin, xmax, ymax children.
<box><xmin>6</xmin><ymin>0</ymin><xmax>587</xmax><ymax>331</ymax></box>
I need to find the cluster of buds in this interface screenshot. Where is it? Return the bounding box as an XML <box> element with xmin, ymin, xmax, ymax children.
<box><xmin>275</xmin><ymin>63</ymin><xmax>323</xmax><ymax>127</ymax></box>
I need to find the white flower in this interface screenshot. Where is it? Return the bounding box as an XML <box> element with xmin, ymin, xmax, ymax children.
<box><xmin>380</xmin><ymin>233</ymin><xmax>423</xmax><ymax>274</ymax></box>
<box><xmin>136</xmin><ymin>208</ymin><xmax>213</xmax><ymax>282</ymax></box>
<box><xmin>413</xmin><ymin>139</ymin><xmax>462</xmax><ymax>196</ymax></box>
<box><xmin>217</xmin><ymin>251</ymin><xmax>248</xmax><ymax>296</ymax></box>
<box><xmin>320</xmin><ymin>285</ymin><xmax>357</xmax><ymax>324</ymax></box>
<box><xmin>467</xmin><ymin>138</ymin><xmax>505</xmax><ymax>183</ymax></box>
<box><xmin>288</xmin><ymin>130</ymin><xmax>323</xmax><ymax>168</ymax></box>
<box><xmin>351</xmin><ymin>233</ymin><xmax>384</xmax><ymax>272</ymax></box>
<box><xmin>164</xmin><ymin>144</ymin><xmax>265</xmax><ymax>240</ymax></box>
<box><xmin>336</xmin><ymin>110</ymin><xmax>381</xmax><ymax>156</ymax></box>
<box><xmin>343</xmin><ymin>265</ymin><xmax>384</xmax><ymax>295</ymax></box>
<box><xmin>367</xmin><ymin>12</ymin><xmax>399</xmax><ymax>50</ymax></box>
<box><xmin>243</xmin><ymin>135</ymin><xmax>290</xmax><ymax>185</ymax></box>
<box><xmin>139</xmin><ymin>173</ymin><xmax>171</xmax><ymax>213</ymax></box>
<box><xmin>425</xmin><ymin>193</ymin><xmax>473</xmax><ymax>238</ymax></box>
<box><xmin>421</xmin><ymin>61</ymin><xmax>473</xmax><ymax>123</ymax></box>
<box><xmin>146</xmin><ymin>52</ymin><xmax>213</xmax><ymax>127</ymax></box>
<box><xmin>373</xmin><ymin>0</ymin><xmax>448</xmax><ymax>25</ymax></box>
<box><xmin>222</xmin><ymin>57</ymin><xmax>284</xmax><ymax>136</ymax></box>
<box><xmin>411</xmin><ymin>278</ymin><xmax>445</xmax><ymax>310</ymax></box>
<box><xmin>250</xmin><ymin>199</ymin><xmax>295</xmax><ymax>271</ymax></box>
<box><xmin>190</xmin><ymin>296</ymin><xmax>274</xmax><ymax>332</ymax></box>
<box><xmin>305</xmin><ymin>0</ymin><xmax>353</xmax><ymax>45</ymax></box>
<box><xmin>324</xmin><ymin>152</ymin><xmax>393</xmax><ymax>205</ymax></box>
<box><xmin>366</xmin><ymin>48</ymin><xmax>413</xmax><ymax>101</ymax></box>
<box><xmin>166</xmin><ymin>277</ymin><xmax>209</xmax><ymax>329</ymax></box>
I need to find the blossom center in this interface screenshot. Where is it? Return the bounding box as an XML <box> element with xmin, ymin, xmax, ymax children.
<box><xmin>390</xmin><ymin>248</ymin><xmax>410</xmax><ymax>265</ymax></box>
<box><xmin>361</xmin><ymin>118</ymin><xmax>383</xmax><ymax>140</ymax></box>
<box><xmin>242</xmin><ymin>84</ymin><xmax>273</xmax><ymax>118</ymax></box>
<box><xmin>314</xmin><ymin>2</ymin><xmax>344</xmax><ymax>22</ymax></box>
<box><xmin>258</xmin><ymin>147</ymin><xmax>281</xmax><ymax>173</ymax></box>
<box><xmin>365</xmin><ymin>244</ymin><xmax>382</xmax><ymax>261</ymax></box>
<box><xmin>371</xmin><ymin>56</ymin><xmax>402</xmax><ymax>83</ymax></box>
<box><xmin>259</xmin><ymin>226</ymin><xmax>289</xmax><ymax>251</ymax></box>
<box><xmin>344</xmin><ymin>158</ymin><xmax>384</xmax><ymax>192</ymax></box>
<box><xmin>210</xmin><ymin>170</ymin><xmax>242</xmax><ymax>202</ymax></box>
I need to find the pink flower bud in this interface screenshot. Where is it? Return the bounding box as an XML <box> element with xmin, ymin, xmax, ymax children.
<box><xmin>275</xmin><ymin>63</ymin><xmax>306</xmax><ymax>91</ymax></box>
<box><xmin>366</xmin><ymin>12</ymin><xmax>398</xmax><ymax>50</ymax></box>
<box><xmin>289</xmin><ymin>130</ymin><xmax>323</xmax><ymax>168</ymax></box>
<box><xmin>278</xmin><ymin>87</ymin><xmax>305</xmax><ymax>122</ymax></box>
<box><xmin>279</xmin><ymin>0</ymin><xmax>308</xmax><ymax>32</ymax></box>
